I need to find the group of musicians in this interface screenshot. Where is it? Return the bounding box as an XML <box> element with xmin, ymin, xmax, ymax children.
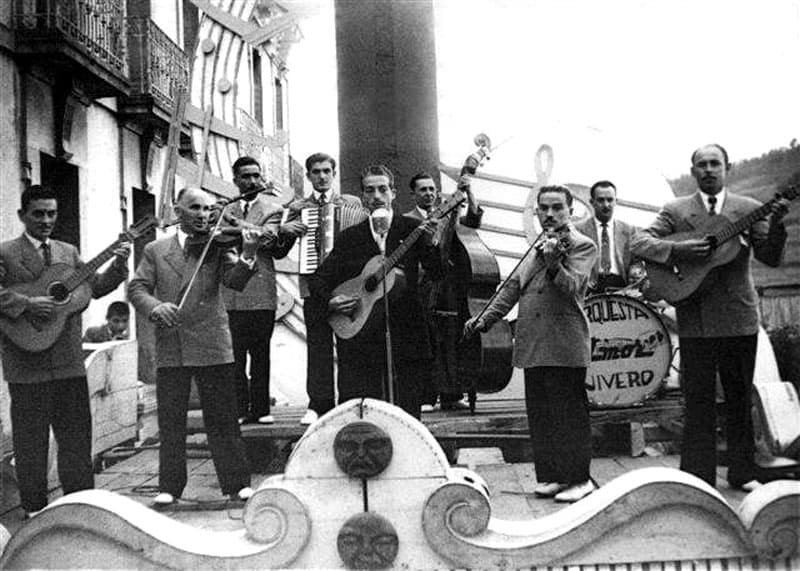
<box><xmin>0</xmin><ymin>143</ymin><xmax>790</xmax><ymax>516</ymax></box>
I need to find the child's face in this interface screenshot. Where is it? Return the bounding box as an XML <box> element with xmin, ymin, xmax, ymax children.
<box><xmin>108</xmin><ymin>315</ymin><xmax>129</xmax><ymax>336</ymax></box>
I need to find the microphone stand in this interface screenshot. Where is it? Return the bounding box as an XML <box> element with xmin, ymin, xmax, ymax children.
<box><xmin>379</xmin><ymin>237</ymin><xmax>396</xmax><ymax>405</ymax></box>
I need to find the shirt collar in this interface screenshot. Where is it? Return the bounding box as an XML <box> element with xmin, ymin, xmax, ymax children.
<box><xmin>313</xmin><ymin>190</ymin><xmax>333</xmax><ymax>203</ymax></box>
<box><xmin>368</xmin><ymin>210</ymin><xmax>393</xmax><ymax>253</ymax></box>
<box><xmin>176</xmin><ymin>227</ymin><xmax>189</xmax><ymax>248</ymax></box>
<box><xmin>24</xmin><ymin>232</ymin><xmax>48</xmax><ymax>249</ymax></box>
<box><xmin>699</xmin><ymin>188</ymin><xmax>726</xmax><ymax>212</ymax></box>
<box><xmin>415</xmin><ymin>206</ymin><xmax>430</xmax><ymax>219</ymax></box>
<box><xmin>594</xmin><ymin>217</ymin><xmax>614</xmax><ymax>230</ymax></box>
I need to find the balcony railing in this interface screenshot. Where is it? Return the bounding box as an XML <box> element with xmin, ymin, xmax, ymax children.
<box><xmin>126</xmin><ymin>17</ymin><xmax>189</xmax><ymax>111</ymax></box>
<box><xmin>14</xmin><ymin>0</ymin><xmax>128</xmax><ymax>78</ymax></box>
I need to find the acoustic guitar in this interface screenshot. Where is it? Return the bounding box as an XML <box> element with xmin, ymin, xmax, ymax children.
<box><xmin>645</xmin><ymin>184</ymin><xmax>798</xmax><ymax>305</ymax></box>
<box><xmin>328</xmin><ymin>193</ymin><xmax>465</xmax><ymax>339</ymax></box>
<box><xmin>0</xmin><ymin>216</ymin><xmax>157</xmax><ymax>352</ymax></box>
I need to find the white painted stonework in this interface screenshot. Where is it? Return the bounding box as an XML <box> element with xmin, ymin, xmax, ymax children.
<box><xmin>1</xmin><ymin>399</ymin><xmax>798</xmax><ymax>569</ymax></box>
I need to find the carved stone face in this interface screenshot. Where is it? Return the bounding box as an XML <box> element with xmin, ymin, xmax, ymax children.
<box><xmin>337</xmin><ymin>512</ymin><xmax>398</xmax><ymax>569</ymax></box>
<box><xmin>334</xmin><ymin>422</ymin><xmax>393</xmax><ymax>479</ymax></box>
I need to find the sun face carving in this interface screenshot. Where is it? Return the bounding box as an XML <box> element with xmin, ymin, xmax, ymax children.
<box><xmin>333</xmin><ymin>421</ymin><xmax>393</xmax><ymax>479</ymax></box>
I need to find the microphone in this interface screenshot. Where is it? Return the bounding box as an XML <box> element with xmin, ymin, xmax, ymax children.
<box><xmin>371</xmin><ymin>207</ymin><xmax>391</xmax><ymax>236</ymax></box>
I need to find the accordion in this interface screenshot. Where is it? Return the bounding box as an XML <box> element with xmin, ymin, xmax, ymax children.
<box><xmin>298</xmin><ymin>203</ymin><xmax>368</xmax><ymax>274</ymax></box>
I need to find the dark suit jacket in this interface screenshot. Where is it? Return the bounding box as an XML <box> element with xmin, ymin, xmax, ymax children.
<box><xmin>482</xmin><ymin>226</ymin><xmax>597</xmax><ymax>368</ymax></box>
<box><xmin>128</xmin><ymin>235</ymin><xmax>255</xmax><ymax>368</ymax></box>
<box><xmin>222</xmin><ymin>194</ymin><xmax>290</xmax><ymax>311</ymax></box>
<box><xmin>307</xmin><ymin>215</ymin><xmax>443</xmax><ymax>362</ymax></box>
<box><xmin>630</xmin><ymin>191</ymin><xmax>786</xmax><ymax>338</ymax></box>
<box><xmin>0</xmin><ymin>235</ymin><xmax>127</xmax><ymax>383</ymax></box>
<box><xmin>574</xmin><ymin>216</ymin><xmax>637</xmax><ymax>286</ymax></box>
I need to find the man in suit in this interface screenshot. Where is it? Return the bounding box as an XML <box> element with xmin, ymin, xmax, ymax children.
<box><xmin>308</xmin><ymin>165</ymin><xmax>441</xmax><ymax>419</ymax></box>
<box><xmin>128</xmin><ymin>186</ymin><xmax>260</xmax><ymax>506</ymax></box>
<box><xmin>83</xmin><ymin>301</ymin><xmax>130</xmax><ymax>342</ymax></box>
<box><xmin>223</xmin><ymin>156</ymin><xmax>293</xmax><ymax>425</ymax></box>
<box><xmin>631</xmin><ymin>144</ymin><xmax>788</xmax><ymax>490</ymax></box>
<box><xmin>282</xmin><ymin>153</ymin><xmax>362</xmax><ymax>425</ymax></box>
<box><xmin>574</xmin><ymin>180</ymin><xmax>640</xmax><ymax>295</ymax></box>
<box><xmin>0</xmin><ymin>184</ymin><xmax>130</xmax><ymax>517</ymax></box>
<box><xmin>465</xmin><ymin>185</ymin><xmax>597</xmax><ymax>502</ymax></box>
<box><xmin>403</xmin><ymin>171</ymin><xmax>483</xmax><ymax>411</ymax></box>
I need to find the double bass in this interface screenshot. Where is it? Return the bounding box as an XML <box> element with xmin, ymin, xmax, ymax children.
<box><xmin>428</xmin><ymin>134</ymin><xmax>513</xmax><ymax>411</ymax></box>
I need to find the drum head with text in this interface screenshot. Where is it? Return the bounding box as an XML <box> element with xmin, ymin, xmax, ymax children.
<box><xmin>584</xmin><ymin>294</ymin><xmax>672</xmax><ymax>407</ymax></box>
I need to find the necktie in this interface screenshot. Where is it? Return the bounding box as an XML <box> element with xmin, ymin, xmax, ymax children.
<box><xmin>600</xmin><ymin>223</ymin><xmax>611</xmax><ymax>274</ymax></box>
<box><xmin>243</xmin><ymin>201</ymin><xmax>250</xmax><ymax>219</ymax></box>
<box><xmin>708</xmin><ymin>195</ymin><xmax>717</xmax><ymax>215</ymax></box>
<box><xmin>318</xmin><ymin>192</ymin><xmax>327</xmax><ymax>205</ymax></box>
<box><xmin>41</xmin><ymin>242</ymin><xmax>52</xmax><ymax>266</ymax></box>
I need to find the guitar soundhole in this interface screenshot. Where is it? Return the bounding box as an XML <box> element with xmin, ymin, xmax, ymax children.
<box><xmin>48</xmin><ymin>281</ymin><xmax>70</xmax><ymax>303</ymax></box>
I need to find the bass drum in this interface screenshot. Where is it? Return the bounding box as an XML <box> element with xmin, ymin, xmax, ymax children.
<box><xmin>583</xmin><ymin>293</ymin><xmax>672</xmax><ymax>407</ymax></box>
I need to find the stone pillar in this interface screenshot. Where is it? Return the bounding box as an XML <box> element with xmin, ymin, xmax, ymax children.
<box><xmin>335</xmin><ymin>0</ymin><xmax>440</xmax><ymax>213</ymax></box>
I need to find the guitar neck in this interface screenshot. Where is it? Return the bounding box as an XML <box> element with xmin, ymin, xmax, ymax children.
<box><xmin>62</xmin><ymin>239</ymin><xmax>123</xmax><ymax>292</ymax></box>
<box><xmin>714</xmin><ymin>197</ymin><xmax>778</xmax><ymax>244</ymax></box>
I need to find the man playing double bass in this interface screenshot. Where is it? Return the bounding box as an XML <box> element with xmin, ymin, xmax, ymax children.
<box><xmin>465</xmin><ymin>185</ymin><xmax>597</xmax><ymax>502</ymax></box>
<box><xmin>403</xmin><ymin>171</ymin><xmax>482</xmax><ymax>411</ymax></box>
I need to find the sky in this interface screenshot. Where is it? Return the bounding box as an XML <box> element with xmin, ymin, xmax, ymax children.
<box><xmin>285</xmin><ymin>0</ymin><xmax>800</xmax><ymax>200</ymax></box>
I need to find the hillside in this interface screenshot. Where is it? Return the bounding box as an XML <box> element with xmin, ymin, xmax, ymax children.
<box><xmin>668</xmin><ymin>146</ymin><xmax>800</xmax><ymax>288</ymax></box>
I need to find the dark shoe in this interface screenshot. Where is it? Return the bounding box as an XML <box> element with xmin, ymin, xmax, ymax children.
<box><xmin>441</xmin><ymin>399</ymin><xmax>470</xmax><ymax>411</ymax></box>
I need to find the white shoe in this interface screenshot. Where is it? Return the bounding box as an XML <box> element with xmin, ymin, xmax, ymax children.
<box><xmin>237</xmin><ymin>416</ymin><xmax>247</xmax><ymax>425</ymax></box>
<box><xmin>554</xmin><ymin>480</ymin><xmax>596</xmax><ymax>503</ymax></box>
<box><xmin>153</xmin><ymin>492</ymin><xmax>175</xmax><ymax>506</ymax></box>
<box><xmin>24</xmin><ymin>509</ymin><xmax>43</xmax><ymax>520</ymax></box>
<box><xmin>533</xmin><ymin>482</ymin><xmax>567</xmax><ymax>497</ymax></box>
<box><xmin>299</xmin><ymin>409</ymin><xmax>318</xmax><ymax>425</ymax></box>
<box><xmin>420</xmin><ymin>404</ymin><xmax>435</xmax><ymax>413</ymax></box>
<box><xmin>236</xmin><ymin>487</ymin><xmax>254</xmax><ymax>501</ymax></box>
<box><xmin>257</xmin><ymin>414</ymin><xmax>275</xmax><ymax>424</ymax></box>
<box><xmin>733</xmin><ymin>479</ymin><xmax>763</xmax><ymax>492</ymax></box>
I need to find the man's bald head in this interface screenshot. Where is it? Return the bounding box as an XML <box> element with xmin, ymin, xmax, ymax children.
<box><xmin>174</xmin><ymin>187</ymin><xmax>214</xmax><ymax>234</ymax></box>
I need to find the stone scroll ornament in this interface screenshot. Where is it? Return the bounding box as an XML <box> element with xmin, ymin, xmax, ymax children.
<box><xmin>2</xmin><ymin>399</ymin><xmax>799</xmax><ymax>569</ymax></box>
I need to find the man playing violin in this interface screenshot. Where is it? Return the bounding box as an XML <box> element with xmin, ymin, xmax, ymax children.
<box><xmin>128</xmin><ymin>186</ymin><xmax>260</xmax><ymax>507</ymax></box>
<box><xmin>403</xmin><ymin>171</ymin><xmax>482</xmax><ymax>412</ymax></box>
<box><xmin>465</xmin><ymin>185</ymin><xmax>597</xmax><ymax>502</ymax></box>
<box><xmin>308</xmin><ymin>165</ymin><xmax>442</xmax><ymax>419</ymax></box>
<box><xmin>222</xmin><ymin>156</ymin><xmax>294</xmax><ymax>425</ymax></box>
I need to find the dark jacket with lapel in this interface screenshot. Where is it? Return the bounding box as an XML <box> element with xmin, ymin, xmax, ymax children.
<box><xmin>574</xmin><ymin>216</ymin><xmax>638</xmax><ymax>286</ymax></box>
<box><xmin>0</xmin><ymin>235</ymin><xmax>127</xmax><ymax>383</ymax></box>
<box><xmin>307</xmin><ymin>215</ymin><xmax>443</xmax><ymax>362</ymax></box>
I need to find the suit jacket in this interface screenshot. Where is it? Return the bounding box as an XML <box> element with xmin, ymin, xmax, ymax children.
<box><xmin>128</xmin><ymin>235</ymin><xmax>256</xmax><ymax>368</ymax></box>
<box><xmin>284</xmin><ymin>192</ymin><xmax>363</xmax><ymax>298</ymax></box>
<box><xmin>574</xmin><ymin>216</ymin><xmax>637</xmax><ymax>286</ymax></box>
<box><xmin>482</xmin><ymin>226</ymin><xmax>597</xmax><ymax>368</ymax></box>
<box><xmin>0</xmin><ymin>235</ymin><xmax>127</xmax><ymax>383</ymax></box>
<box><xmin>307</xmin><ymin>215</ymin><xmax>443</xmax><ymax>362</ymax></box>
<box><xmin>630</xmin><ymin>191</ymin><xmax>786</xmax><ymax>338</ymax></box>
<box><xmin>221</xmin><ymin>194</ymin><xmax>289</xmax><ymax>311</ymax></box>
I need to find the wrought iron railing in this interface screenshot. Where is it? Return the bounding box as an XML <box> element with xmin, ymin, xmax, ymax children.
<box><xmin>14</xmin><ymin>0</ymin><xmax>127</xmax><ymax>76</ymax></box>
<box><xmin>126</xmin><ymin>17</ymin><xmax>189</xmax><ymax>110</ymax></box>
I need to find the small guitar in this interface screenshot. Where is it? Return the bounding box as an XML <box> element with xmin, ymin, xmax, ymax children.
<box><xmin>328</xmin><ymin>193</ymin><xmax>465</xmax><ymax>339</ymax></box>
<box><xmin>0</xmin><ymin>215</ymin><xmax>158</xmax><ymax>352</ymax></box>
<box><xmin>645</xmin><ymin>183</ymin><xmax>798</xmax><ymax>304</ymax></box>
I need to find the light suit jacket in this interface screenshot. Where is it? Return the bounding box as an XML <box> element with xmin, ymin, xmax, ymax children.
<box><xmin>574</xmin><ymin>216</ymin><xmax>637</xmax><ymax>286</ymax></box>
<box><xmin>630</xmin><ymin>191</ymin><xmax>785</xmax><ymax>338</ymax></box>
<box><xmin>0</xmin><ymin>235</ymin><xmax>127</xmax><ymax>383</ymax></box>
<box><xmin>221</xmin><ymin>194</ymin><xmax>291</xmax><ymax>311</ymax></box>
<box><xmin>482</xmin><ymin>226</ymin><xmax>597</xmax><ymax>368</ymax></box>
<box><xmin>128</xmin><ymin>235</ymin><xmax>255</xmax><ymax>368</ymax></box>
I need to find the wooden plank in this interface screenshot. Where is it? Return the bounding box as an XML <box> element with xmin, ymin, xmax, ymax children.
<box><xmin>590</xmin><ymin>458</ymin><xmax>630</xmax><ymax>487</ymax></box>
